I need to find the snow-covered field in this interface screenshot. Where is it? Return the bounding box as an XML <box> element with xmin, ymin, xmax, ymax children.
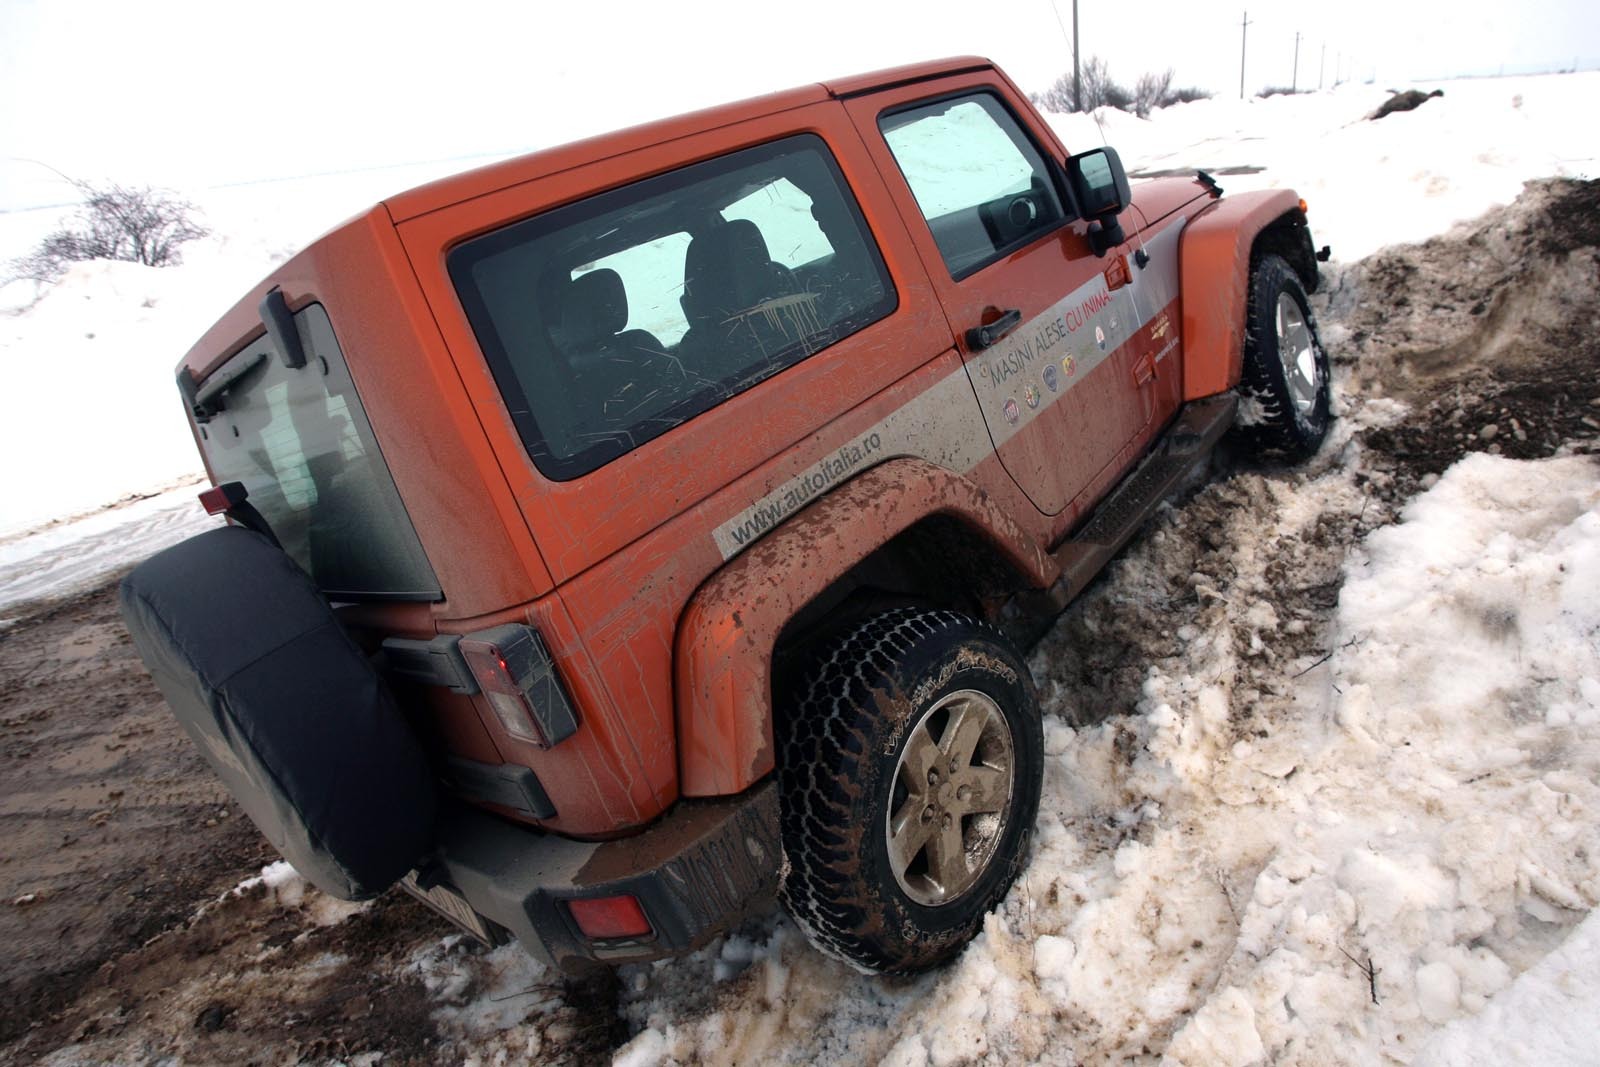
<box><xmin>4</xmin><ymin>71</ymin><xmax>1600</xmax><ymax>1065</ymax></box>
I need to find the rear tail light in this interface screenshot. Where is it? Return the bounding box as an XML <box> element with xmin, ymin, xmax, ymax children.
<box><xmin>458</xmin><ymin>624</ymin><xmax>580</xmax><ymax>748</ymax></box>
<box><xmin>567</xmin><ymin>894</ymin><xmax>653</xmax><ymax>940</ymax></box>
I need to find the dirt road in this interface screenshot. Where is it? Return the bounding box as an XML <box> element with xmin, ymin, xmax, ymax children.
<box><xmin>2</xmin><ymin>179</ymin><xmax>1595</xmax><ymax>1066</ymax></box>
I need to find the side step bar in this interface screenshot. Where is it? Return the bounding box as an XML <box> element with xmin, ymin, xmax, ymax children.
<box><xmin>999</xmin><ymin>394</ymin><xmax>1237</xmax><ymax>647</ymax></box>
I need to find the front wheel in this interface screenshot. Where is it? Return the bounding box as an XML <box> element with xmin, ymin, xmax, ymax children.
<box><xmin>1234</xmin><ymin>253</ymin><xmax>1331</xmax><ymax>461</ymax></box>
<box><xmin>777</xmin><ymin>609</ymin><xmax>1043</xmax><ymax>973</ymax></box>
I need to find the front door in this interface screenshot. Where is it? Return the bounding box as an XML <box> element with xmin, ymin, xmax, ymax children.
<box><xmin>844</xmin><ymin>78</ymin><xmax>1153</xmax><ymax>516</ymax></box>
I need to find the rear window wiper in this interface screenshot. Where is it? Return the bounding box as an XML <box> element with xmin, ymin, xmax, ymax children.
<box><xmin>178</xmin><ymin>349</ymin><xmax>266</xmax><ymax>423</ymax></box>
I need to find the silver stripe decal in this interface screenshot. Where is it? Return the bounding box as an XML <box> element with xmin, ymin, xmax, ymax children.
<box><xmin>711</xmin><ymin>219</ymin><xmax>1186</xmax><ymax>560</ymax></box>
<box><xmin>968</xmin><ymin>220</ymin><xmax>1183</xmax><ymax>446</ymax></box>
<box><xmin>711</xmin><ymin>371</ymin><xmax>992</xmax><ymax>558</ymax></box>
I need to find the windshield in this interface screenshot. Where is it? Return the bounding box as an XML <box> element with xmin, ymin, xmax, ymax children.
<box><xmin>190</xmin><ymin>303</ymin><xmax>440</xmax><ymax>601</ymax></box>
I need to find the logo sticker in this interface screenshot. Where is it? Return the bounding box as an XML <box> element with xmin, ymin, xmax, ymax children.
<box><xmin>1150</xmin><ymin>311</ymin><xmax>1172</xmax><ymax>341</ymax></box>
<box><xmin>1042</xmin><ymin>363</ymin><xmax>1060</xmax><ymax>392</ymax></box>
<box><xmin>1003</xmin><ymin>397</ymin><xmax>1020</xmax><ymax>424</ymax></box>
<box><xmin>1061</xmin><ymin>355</ymin><xmax>1077</xmax><ymax>378</ymax></box>
<box><xmin>1024</xmin><ymin>384</ymin><xmax>1040</xmax><ymax>409</ymax></box>
<box><xmin>1095</xmin><ymin>325</ymin><xmax>1107</xmax><ymax>351</ymax></box>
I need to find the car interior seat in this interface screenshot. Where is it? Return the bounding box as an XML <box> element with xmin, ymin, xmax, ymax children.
<box><xmin>678</xmin><ymin>219</ymin><xmax>811</xmax><ymax>376</ymax></box>
<box><xmin>553</xmin><ymin>268</ymin><xmax>669</xmax><ymax>423</ymax></box>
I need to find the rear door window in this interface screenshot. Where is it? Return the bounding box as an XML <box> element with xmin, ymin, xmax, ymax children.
<box><xmin>448</xmin><ymin>134</ymin><xmax>896</xmax><ymax>480</ymax></box>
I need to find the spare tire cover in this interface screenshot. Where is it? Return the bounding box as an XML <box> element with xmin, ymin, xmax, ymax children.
<box><xmin>119</xmin><ymin>525</ymin><xmax>436</xmax><ymax>901</ymax></box>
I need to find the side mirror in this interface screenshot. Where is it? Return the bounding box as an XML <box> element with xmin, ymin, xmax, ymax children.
<box><xmin>1066</xmin><ymin>146</ymin><xmax>1132</xmax><ymax>219</ymax></box>
<box><xmin>1066</xmin><ymin>146</ymin><xmax>1132</xmax><ymax>257</ymax></box>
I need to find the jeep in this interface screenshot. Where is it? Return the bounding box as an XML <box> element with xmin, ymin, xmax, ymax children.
<box><xmin>119</xmin><ymin>56</ymin><xmax>1330</xmax><ymax>975</ymax></box>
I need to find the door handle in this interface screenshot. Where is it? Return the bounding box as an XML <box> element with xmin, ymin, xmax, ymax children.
<box><xmin>1133</xmin><ymin>354</ymin><xmax>1155</xmax><ymax>385</ymax></box>
<box><xmin>965</xmin><ymin>308</ymin><xmax>1022</xmax><ymax>351</ymax></box>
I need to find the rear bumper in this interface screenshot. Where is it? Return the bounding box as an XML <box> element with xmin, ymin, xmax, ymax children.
<box><xmin>412</xmin><ymin>779</ymin><xmax>780</xmax><ymax>973</ymax></box>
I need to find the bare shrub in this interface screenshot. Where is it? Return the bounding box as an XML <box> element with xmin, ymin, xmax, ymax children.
<box><xmin>1132</xmin><ymin>69</ymin><xmax>1174</xmax><ymax>118</ymax></box>
<box><xmin>1081</xmin><ymin>57</ymin><xmax>1133</xmax><ymax>112</ymax></box>
<box><xmin>1030</xmin><ymin>74</ymin><xmax>1079</xmax><ymax>114</ymax></box>
<box><xmin>9</xmin><ymin>179</ymin><xmax>208</xmax><ymax>284</ymax></box>
<box><xmin>1034</xmin><ymin>61</ymin><xmax>1212</xmax><ymax>116</ymax></box>
<box><xmin>1162</xmin><ymin>86</ymin><xmax>1214</xmax><ymax>106</ymax></box>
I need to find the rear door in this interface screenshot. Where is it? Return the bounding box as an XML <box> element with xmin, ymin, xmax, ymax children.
<box><xmin>843</xmin><ymin>76</ymin><xmax>1154</xmax><ymax>516</ymax></box>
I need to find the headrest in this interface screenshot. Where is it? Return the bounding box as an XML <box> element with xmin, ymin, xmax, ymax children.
<box><xmin>683</xmin><ymin>220</ymin><xmax>777</xmax><ymax>321</ymax></box>
<box><xmin>561</xmin><ymin>268</ymin><xmax>628</xmax><ymax>343</ymax></box>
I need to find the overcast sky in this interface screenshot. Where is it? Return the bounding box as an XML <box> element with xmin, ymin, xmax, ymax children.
<box><xmin>2</xmin><ymin>0</ymin><xmax>1597</xmax><ymax>212</ymax></box>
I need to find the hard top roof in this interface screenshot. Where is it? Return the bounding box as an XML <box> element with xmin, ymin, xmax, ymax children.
<box><xmin>384</xmin><ymin>56</ymin><xmax>993</xmax><ymax>222</ymax></box>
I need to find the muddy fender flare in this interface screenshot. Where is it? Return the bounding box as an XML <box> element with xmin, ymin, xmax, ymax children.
<box><xmin>674</xmin><ymin>457</ymin><xmax>1056</xmax><ymax>797</ymax></box>
<box><xmin>1178</xmin><ymin>189</ymin><xmax>1310</xmax><ymax>401</ymax></box>
<box><xmin>119</xmin><ymin>526</ymin><xmax>437</xmax><ymax>900</ymax></box>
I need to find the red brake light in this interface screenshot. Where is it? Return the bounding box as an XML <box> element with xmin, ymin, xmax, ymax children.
<box><xmin>456</xmin><ymin>625</ymin><xmax>581</xmax><ymax>748</ymax></box>
<box><xmin>198</xmin><ymin>482</ymin><xmax>248</xmax><ymax>516</ymax></box>
<box><xmin>567</xmin><ymin>894</ymin><xmax>652</xmax><ymax>940</ymax></box>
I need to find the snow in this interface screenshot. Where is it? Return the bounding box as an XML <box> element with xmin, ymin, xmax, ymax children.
<box><xmin>1416</xmin><ymin>907</ymin><xmax>1600</xmax><ymax>1066</ymax></box>
<box><xmin>0</xmin><ymin>480</ymin><xmax>219</xmax><ymax>608</ymax></box>
<box><xmin>1045</xmin><ymin>72</ymin><xmax>1600</xmax><ymax>260</ymax></box>
<box><xmin>227</xmin><ymin>860</ymin><xmax>365</xmax><ymax>930</ymax></box>
<box><xmin>1</xmin><ymin>63</ymin><xmax>1599</xmax><ymax>1063</ymax></box>
<box><xmin>586</xmin><ymin>437</ymin><xmax>1600</xmax><ymax>1066</ymax></box>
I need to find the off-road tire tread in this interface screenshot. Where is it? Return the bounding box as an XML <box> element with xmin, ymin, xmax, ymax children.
<box><xmin>1235</xmin><ymin>252</ymin><xmax>1331</xmax><ymax>461</ymax></box>
<box><xmin>776</xmin><ymin>607</ymin><xmax>1041</xmax><ymax>974</ymax></box>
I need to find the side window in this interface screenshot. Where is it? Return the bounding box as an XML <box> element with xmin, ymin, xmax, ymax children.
<box><xmin>449</xmin><ymin>135</ymin><xmax>897</xmax><ymax>480</ymax></box>
<box><xmin>879</xmin><ymin>93</ymin><xmax>1067</xmax><ymax>279</ymax></box>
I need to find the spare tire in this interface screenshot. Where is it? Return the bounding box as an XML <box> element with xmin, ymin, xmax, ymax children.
<box><xmin>119</xmin><ymin>525</ymin><xmax>436</xmax><ymax>900</ymax></box>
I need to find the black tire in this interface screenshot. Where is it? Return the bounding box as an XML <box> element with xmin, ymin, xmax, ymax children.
<box><xmin>777</xmin><ymin>608</ymin><xmax>1043</xmax><ymax>973</ymax></box>
<box><xmin>1234</xmin><ymin>253</ymin><xmax>1331</xmax><ymax>461</ymax></box>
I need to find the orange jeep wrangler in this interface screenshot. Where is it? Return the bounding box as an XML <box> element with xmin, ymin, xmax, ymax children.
<box><xmin>120</xmin><ymin>57</ymin><xmax>1330</xmax><ymax>975</ymax></box>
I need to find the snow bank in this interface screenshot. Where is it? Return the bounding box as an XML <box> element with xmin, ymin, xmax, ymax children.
<box><xmin>0</xmin><ymin>254</ymin><xmax>254</xmax><ymax>538</ymax></box>
<box><xmin>1157</xmin><ymin>453</ymin><xmax>1600</xmax><ymax>1062</ymax></box>
<box><xmin>1415</xmin><ymin>907</ymin><xmax>1600</xmax><ymax>1066</ymax></box>
<box><xmin>597</xmin><ymin>442</ymin><xmax>1599</xmax><ymax>1065</ymax></box>
<box><xmin>0</xmin><ymin>480</ymin><xmax>218</xmax><ymax>610</ymax></box>
<box><xmin>1048</xmin><ymin>72</ymin><xmax>1600</xmax><ymax>261</ymax></box>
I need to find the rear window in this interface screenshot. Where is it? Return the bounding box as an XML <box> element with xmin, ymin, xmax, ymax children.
<box><xmin>192</xmin><ymin>303</ymin><xmax>441</xmax><ymax>601</ymax></box>
<box><xmin>449</xmin><ymin>134</ymin><xmax>897</xmax><ymax>480</ymax></box>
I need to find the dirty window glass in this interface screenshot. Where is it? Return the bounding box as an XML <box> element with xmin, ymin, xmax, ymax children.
<box><xmin>195</xmin><ymin>304</ymin><xmax>441</xmax><ymax>600</ymax></box>
<box><xmin>880</xmin><ymin>93</ymin><xmax>1067</xmax><ymax>278</ymax></box>
<box><xmin>449</xmin><ymin>135</ymin><xmax>896</xmax><ymax>480</ymax></box>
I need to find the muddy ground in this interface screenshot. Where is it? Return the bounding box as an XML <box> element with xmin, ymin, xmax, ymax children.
<box><xmin>1</xmin><ymin>179</ymin><xmax>1596</xmax><ymax>1066</ymax></box>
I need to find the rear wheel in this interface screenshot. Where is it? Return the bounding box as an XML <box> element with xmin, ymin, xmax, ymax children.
<box><xmin>1235</xmin><ymin>253</ymin><xmax>1331</xmax><ymax>460</ymax></box>
<box><xmin>777</xmin><ymin>608</ymin><xmax>1043</xmax><ymax>973</ymax></box>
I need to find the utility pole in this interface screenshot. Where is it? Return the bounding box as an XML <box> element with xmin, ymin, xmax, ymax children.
<box><xmin>1319</xmin><ymin>43</ymin><xmax>1326</xmax><ymax>90</ymax></box>
<box><xmin>1073</xmin><ymin>0</ymin><xmax>1081</xmax><ymax>112</ymax></box>
<box><xmin>1292</xmin><ymin>32</ymin><xmax>1301</xmax><ymax>93</ymax></box>
<box><xmin>1235</xmin><ymin>9</ymin><xmax>1248</xmax><ymax>99</ymax></box>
